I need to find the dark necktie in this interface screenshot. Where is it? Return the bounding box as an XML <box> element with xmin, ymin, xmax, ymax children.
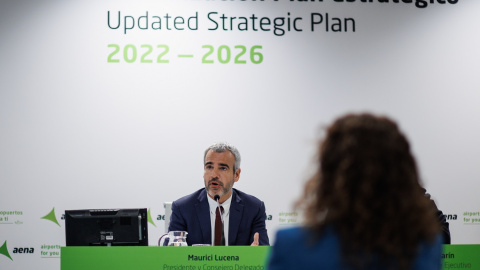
<box><xmin>214</xmin><ymin>206</ymin><xmax>224</xmax><ymax>246</ymax></box>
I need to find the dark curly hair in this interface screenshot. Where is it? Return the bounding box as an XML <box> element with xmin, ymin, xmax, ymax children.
<box><xmin>297</xmin><ymin>113</ymin><xmax>440</xmax><ymax>269</ymax></box>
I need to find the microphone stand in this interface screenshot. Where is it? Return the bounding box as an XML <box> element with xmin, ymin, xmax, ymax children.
<box><xmin>213</xmin><ymin>195</ymin><xmax>224</xmax><ymax>224</ymax></box>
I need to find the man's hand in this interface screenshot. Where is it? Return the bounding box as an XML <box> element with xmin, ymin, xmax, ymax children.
<box><xmin>250</xmin><ymin>232</ymin><xmax>259</xmax><ymax>246</ymax></box>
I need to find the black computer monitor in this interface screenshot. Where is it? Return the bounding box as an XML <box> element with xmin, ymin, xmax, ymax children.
<box><xmin>65</xmin><ymin>208</ymin><xmax>148</xmax><ymax>246</ymax></box>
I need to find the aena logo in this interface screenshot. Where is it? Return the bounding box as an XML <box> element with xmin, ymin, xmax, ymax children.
<box><xmin>41</xmin><ymin>207</ymin><xmax>60</xmax><ymax>226</ymax></box>
<box><xmin>446</xmin><ymin>214</ymin><xmax>457</xmax><ymax>220</ymax></box>
<box><xmin>147</xmin><ymin>209</ymin><xmax>156</xmax><ymax>227</ymax></box>
<box><xmin>12</xmin><ymin>247</ymin><xmax>34</xmax><ymax>254</ymax></box>
<box><xmin>0</xmin><ymin>241</ymin><xmax>13</xmax><ymax>261</ymax></box>
<box><xmin>0</xmin><ymin>241</ymin><xmax>35</xmax><ymax>261</ymax></box>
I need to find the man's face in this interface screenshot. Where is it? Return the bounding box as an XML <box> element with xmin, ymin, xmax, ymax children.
<box><xmin>203</xmin><ymin>150</ymin><xmax>240</xmax><ymax>202</ymax></box>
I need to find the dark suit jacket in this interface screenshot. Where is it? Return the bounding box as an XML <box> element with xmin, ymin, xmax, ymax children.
<box><xmin>268</xmin><ymin>227</ymin><xmax>442</xmax><ymax>270</ymax></box>
<box><xmin>168</xmin><ymin>188</ymin><xmax>269</xmax><ymax>246</ymax></box>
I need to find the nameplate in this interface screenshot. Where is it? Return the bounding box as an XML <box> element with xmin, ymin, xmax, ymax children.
<box><xmin>61</xmin><ymin>246</ymin><xmax>270</xmax><ymax>270</ymax></box>
<box><xmin>61</xmin><ymin>245</ymin><xmax>480</xmax><ymax>270</ymax></box>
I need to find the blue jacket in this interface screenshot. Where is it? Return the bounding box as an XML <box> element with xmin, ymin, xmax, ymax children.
<box><xmin>168</xmin><ymin>188</ymin><xmax>269</xmax><ymax>246</ymax></box>
<box><xmin>268</xmin><ymin>227</ymin><xmax>442</xmax><ymax>270</ymax></box>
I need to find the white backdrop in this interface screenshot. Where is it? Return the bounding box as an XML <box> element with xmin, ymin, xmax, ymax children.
<box><xmin>1</xmin><ymin>0</ymin><xmax>480</xmax><ymax>269</ymax></box>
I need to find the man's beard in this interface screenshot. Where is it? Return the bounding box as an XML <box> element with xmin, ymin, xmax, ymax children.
<box><xmin>206</xmin><ymin>179</ymin><xmax>231</xmax><ymax>198</ymax></box>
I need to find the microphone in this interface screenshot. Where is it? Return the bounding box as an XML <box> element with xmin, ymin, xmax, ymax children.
<box><xmin>213</xmin><ymin>195</ymin><xmax>224</xmax><ymax>223</ymax></box>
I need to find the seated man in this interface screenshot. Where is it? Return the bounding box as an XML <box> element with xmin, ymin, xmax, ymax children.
<box><xmin>168</xmin><ymin>142</ymin><xmax>269</xmax><ymax>246</ymax></box>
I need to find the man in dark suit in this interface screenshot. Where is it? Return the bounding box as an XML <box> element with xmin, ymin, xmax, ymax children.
<box><xmin>168</xmin><ymin>142</ymin><xmax>269</xmax><ymax>246</ymax></box>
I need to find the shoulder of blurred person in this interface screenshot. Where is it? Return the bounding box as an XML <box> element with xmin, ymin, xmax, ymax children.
<box><xmin>268</xmin><ymin>226</ymin><xmax>443</xmax><ymax>270</ymax></box>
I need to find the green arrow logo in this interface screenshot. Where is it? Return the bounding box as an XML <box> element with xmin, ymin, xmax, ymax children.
<box><xmin>41</xmin><ymin>208</ymin><xmax>60</xmax><ymax>227</ymax></box>
<box><xmin>147</xmin><ymin>208</ymin><xmax>156</xmax><ymax>227</ymax></box>
<box><xmin>0</xmin><ymin>241</ymin><xmax>13</xmax><ymax>261</ymax></box>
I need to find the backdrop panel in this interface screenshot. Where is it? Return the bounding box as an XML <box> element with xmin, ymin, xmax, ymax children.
<box><xmin>1</xmin><ymin>0</ymin><xmax>479</xmax><ymax>269</ymax></box>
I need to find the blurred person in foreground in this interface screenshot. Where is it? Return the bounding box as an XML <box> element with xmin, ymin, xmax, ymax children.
<box><xmin>267</xmin><ymin>113</ymin><xmax>442</xmax><ymax>270</ymax></box>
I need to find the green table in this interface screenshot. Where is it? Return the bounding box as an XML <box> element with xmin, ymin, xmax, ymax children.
<box><xmin>61</xmin><ymin>245</ymin><xmax>479</xmax><ymax>270</ymax></box>
<box><xmin>61</xmin><ymin>246</ymin><xmax>270</xmax><ymax>270</ymax></box>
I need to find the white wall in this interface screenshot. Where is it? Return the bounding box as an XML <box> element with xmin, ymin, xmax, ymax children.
<box><xmin>1</xmin><ymin>0</ymin><xmax>479</xmax><ymax>269</ymax></box>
